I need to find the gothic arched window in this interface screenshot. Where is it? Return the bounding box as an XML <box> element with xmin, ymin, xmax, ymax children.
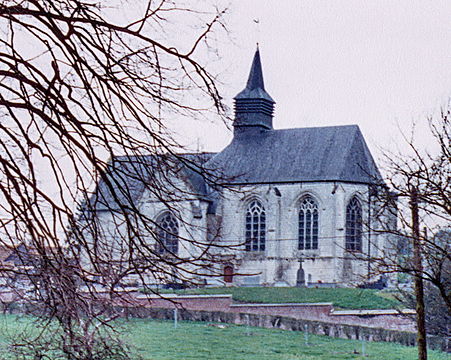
<box><xmin>245</xmin><ymin>200</ymin><xmax>266</xmax><ymax>252</ymax></box>
<box><xmin>298</xmin><ymin>195</ymin><xmax>319</xmax><ymax>250</ymax></box>
<box><xmin>156</xmin><ymin>211</ymin><xmax>179</xmax><ymax>255</ymax></box>
<box><xmin>346</xmin><ymin>197</ymin><xmax>362</xmax><ymax>251</ymax></box>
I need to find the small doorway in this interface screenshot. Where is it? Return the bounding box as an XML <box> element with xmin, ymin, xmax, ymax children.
<box><xmin>223</xmin><ymin>265</ymin><xmax>234</xmax><ymax>283</ymax></box>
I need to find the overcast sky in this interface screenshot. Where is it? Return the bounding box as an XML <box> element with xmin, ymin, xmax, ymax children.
<box><xmin>175</xmin><ymin>0</ymin><xmax>451</xmax><ymax>161</ymax></box>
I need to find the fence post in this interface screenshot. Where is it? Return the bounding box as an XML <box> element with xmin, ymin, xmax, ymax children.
<box><xmin>361</xmin><ymin>334</ymin><xmax>366</xmax><ymax>357</ymax></box>
<box><xmin>246</xmin><ymin>314</ymin><xmax>250</xmax><ymax>336</ymax></box>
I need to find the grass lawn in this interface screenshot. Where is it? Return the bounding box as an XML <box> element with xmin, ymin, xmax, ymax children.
<box><xmin>125</xmin><ymin>319</ymin><xmax>448</xmax><ymax>360</ymax></box>
<box><xmin>156</xmin><ymin>287</ymin><xmax>401</xmax><ymax>310</ymax></box>
<box><xmin>0</xmin><ymin>316</ymin><xmax>448</xmax><ymax>360</ymax></box>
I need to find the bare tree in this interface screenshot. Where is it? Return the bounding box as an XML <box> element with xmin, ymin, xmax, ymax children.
<box><xmin>374</xmin><ymin>109</ymin><xmax>450</xmax><ymax>306</ymax></box>
<box><xmin>367</xmin><ymin>108</ymin><xmax>451</xmax><ymax>358</ymax></box>
<box><xmin>0</xmin><ymin>0</ymin><xmax>230</xmax><ymax>358</ymax></box>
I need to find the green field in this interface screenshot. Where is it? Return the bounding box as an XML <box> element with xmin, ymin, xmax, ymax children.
<box><xmin>0</xmin><ymin>316</ymin><xmax>448</xmax><ymax>360</ymax></box>
<box><xmin>154</xmin><ymin>287</ymin><xmax>401</xmax><ymax>310</ymax></box>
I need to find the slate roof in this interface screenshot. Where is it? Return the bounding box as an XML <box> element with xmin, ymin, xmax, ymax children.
<box><xmin>88</xmin><ymin>153</ymin><xmax>216</xmax><ymax>211</ymax></box>
<box><xmin>206</xmin><ymin>125</ymin><xmax>382</xmax><ymax>185</ymax></box>
<box><xmin>88</xmin><ymin>50</ymin><xmax>383</xmax><ymax>212</ymax></box>
<box><xmin>89</xmin><ymin>125</ymin><xmax>382</xmax><ymax>212</ymax></box>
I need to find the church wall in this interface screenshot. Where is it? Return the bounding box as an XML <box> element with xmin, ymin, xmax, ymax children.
<box><xmin>88</xmin><ymin>177</ymin><xmax>393</xmax><ymax>288</ymax></box>
<box><xmin>138</xmin><ymin>185</ymin><xmax>210</xmax><ymax>260</ymax></box>
<box><xmin>218</xmin><ymin>181</ymin><xmax>381</xmax><ymax>287</ymax></box>
<box><xmin>85</xmin><ymin>178</ymin><xmax>211</xmax><ymax>286</ymax></box>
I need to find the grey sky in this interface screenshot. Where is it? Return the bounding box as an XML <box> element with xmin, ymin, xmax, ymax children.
<box><xmin>2</xmin><ymin>1</ymin><xmax>449</xmax><ymax>232</ymax></box>
<box><xmin>176</xmin><ymin>0</ymin><xmax>451</xmax><ymax>160</ymax></box>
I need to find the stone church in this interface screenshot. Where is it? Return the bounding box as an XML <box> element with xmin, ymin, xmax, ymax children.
<box><xmin>89</xmin><ymin>49</ymin><xmax>396</xmax><ymax>288</ymax></box>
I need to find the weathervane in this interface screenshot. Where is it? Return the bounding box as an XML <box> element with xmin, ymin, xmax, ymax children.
<box><xmin>253</xmin><ymin>18</ymin><xmax>260</xmax><ymax>48</ymax></box>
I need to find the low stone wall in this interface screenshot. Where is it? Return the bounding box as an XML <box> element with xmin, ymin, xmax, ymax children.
<box><xmin>230</xmin><ymin>302</ymin><xmax>334</xmax><ymax>322</ymax></box>
<box><xmin>118</xmin><ymin>307</ymin><xmax>448</xmax><ymax>352</ymax></box>
<box><xmin>135</xmin><ymin>294</ymin><xmax>234</xmax><ymax>312</ymax></box>
<box><xmin>134</xmin><ymin>293</ymin><xmax>415</xmax><ymax>332</ymax></box>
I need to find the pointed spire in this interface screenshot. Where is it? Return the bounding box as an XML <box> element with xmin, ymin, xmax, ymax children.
<box><xmin>235</xmin><ymin>47</ymin><xmax>274</xmax><ymax>102</ymax></box>
<box><xmin>246</xmin><ymin>47</ymin><xmax>265</xmax><ymax>90</ymax></box>
<box><xmin>233</xmin><ymin>48</ymin><xmax>275</xmax><ymax>132</ymax></box>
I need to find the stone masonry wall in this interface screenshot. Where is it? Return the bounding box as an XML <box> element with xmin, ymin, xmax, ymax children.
<box><xmin>117</xmin><ymin>307</ymin><xmax>448</xmax><ymax>352</ymax></box>
<box><xmin>219</xmin><ymin>182</ymin><xmax>385</xmax><ymax>287</ymax></box>
<box><xmin>134</xmin><ymin>294</ymin><xmax>415</xmax><ymax>332</ymax></box>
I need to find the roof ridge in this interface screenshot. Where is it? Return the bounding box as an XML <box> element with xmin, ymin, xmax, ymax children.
<box><xmin>270</xmin><ymin>124</ymin><xmax>359</xmax><ymax>132</ymax></box>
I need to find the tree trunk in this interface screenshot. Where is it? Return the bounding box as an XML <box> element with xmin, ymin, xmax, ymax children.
<box><xmin>410</xmin><ymin>187</ymin><xmax>427</xmax><ymax>360</ymax></box>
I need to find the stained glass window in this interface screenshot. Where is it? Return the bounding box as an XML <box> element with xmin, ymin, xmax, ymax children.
<box><xmin>345</xmin><ymin>197</ymin><xmax>362</xmax><ymax>251</ymax></box>
<box><xmin>156</xmin><ymin>211</ymin><xmax>179</xmax><ymax>255</ymax></box>
<box><xmin>245</xmin><ymin>200</ymin><xmax>266</xmax><ymax>252</ymax></box>
<box><xmin>298</xmin><ymin>196</ymin><xmax>319</xmax><ymax>250</ymax></box>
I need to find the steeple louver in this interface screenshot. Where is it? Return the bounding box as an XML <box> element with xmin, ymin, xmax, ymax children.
<box><xmin>234</xmin><ymin>48</ymin><xmax>275</xmax><ymax>131</ymax></box>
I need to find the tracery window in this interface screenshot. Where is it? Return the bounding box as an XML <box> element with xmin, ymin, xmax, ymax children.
<box><xmin>345</xmin><ymin>197</ymin><xmax>362</xmax><ymax>251</ymax></box>
<box><xmin>156</xmin><ymin>211</ymin><xmax>179</xmax><ymax>255</ymax></box>
<box><xmin>298</xmin><ymin>195</ymin><xmax>319</xmax><ymax>250</ymax></box>
<box><xmin>245</xmin><ymin>200</ymin><xmax>266</xmax><ymax>251</ymax></box>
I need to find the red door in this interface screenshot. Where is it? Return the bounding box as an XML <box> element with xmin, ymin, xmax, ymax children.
<box><xmin>223</xmin><ymin>265</ymin><xmax>234</xmax><ymax>283</ymax></box>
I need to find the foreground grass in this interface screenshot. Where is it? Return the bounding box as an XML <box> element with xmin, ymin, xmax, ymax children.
<box><xmin>156</xmin><ymin>287</ymin><xmax>401</xmax><ymax>310</ymax></box>
<box><xmin>125</xmin><ymin>319</ymin><xmax>448</xmax><ymax>360</ymax></box>
<box><xmin>0</xmin><ymin>316</ymin><xmax>448</xmax><ymax>360</ymax></box>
